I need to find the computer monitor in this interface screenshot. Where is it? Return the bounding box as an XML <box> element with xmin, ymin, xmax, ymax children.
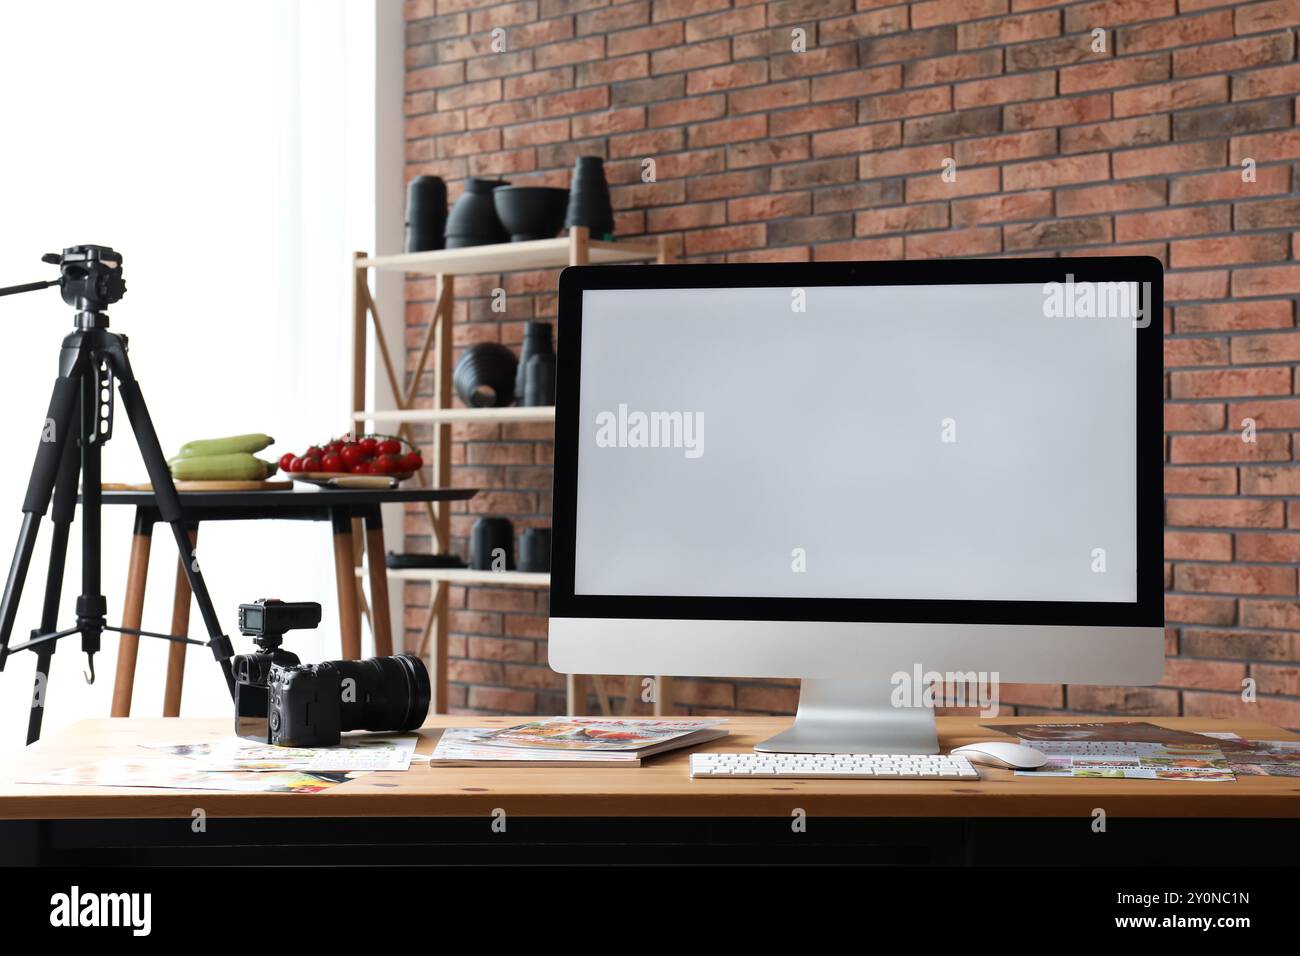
<box><xmin>548</xmin><ymin>258</ymin><xmax>1163</xmax><ymax>754</ymax></box>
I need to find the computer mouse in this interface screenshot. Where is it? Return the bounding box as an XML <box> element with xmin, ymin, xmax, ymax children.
<box><xmin>950</xmin><ymin>741</ymin><xmax>1048</xmax><ymax>770</ymax></box>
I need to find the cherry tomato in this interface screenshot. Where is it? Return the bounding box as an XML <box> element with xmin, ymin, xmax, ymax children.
<box><xmin>301</xmin><ymin>454</ymin><xmax>321</xmax><ymax>472</ymax></box>
<box><xmin>374</xmin><ymin>453</ymin><xmax>402</xmax><ymax>474</ymax></box>
<box><xmin>326</xmin><ymin>440</ymin><xmax>343</xmax><ymax>453</ymax></box>
<box><xmin>289</xmin><ymin>456</ymin><xmax>306</xmax><ymax>473</ymax></box>
<box><xmin>321</xmin><ymin>452</ymin><xmax>344</xmax><ymax>473</ymax></box>
<box><xmin>377</xmin><ymin>438</ymin><xmax>402</xmax><ymax>456</ymax></box>
<box><xmin>359</xmin><ymin>437</ymin><xmax>379</xmax><ymax>455</ymax></box>
<box><xmin>278</xmin><ymin>453</ymin><xmax>296</xmax><ymax>472</ymax></box>
<box><xmin>340</xmin><ymin>443</ymin><xmax>364</xmax><ymax>467</ymax></box>
<box><xmin>351</xmin><ymin>461</ymin><xmax>372</xmax><ymax>474</ymax></box>
<box><xmin>305</xmin><ymin>445</ymin><xmax>323</xmax><ymax>459</ymax></box>
<box><xmin>401</xmin><ymin>452</ymin><xmax>423</xmax><ymax>472</ymax></box>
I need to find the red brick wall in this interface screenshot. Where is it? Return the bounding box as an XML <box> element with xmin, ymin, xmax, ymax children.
<box><xmin>402</xmin><ymin>0</ymin><xmax>1300</xmax><ymax>726</ymax></box>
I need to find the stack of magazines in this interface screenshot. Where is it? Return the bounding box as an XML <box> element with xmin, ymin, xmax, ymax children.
<box><xmin>430</xmin><ymin>717</ymin><xmax>728</xmax><ymax>767</ymax></box>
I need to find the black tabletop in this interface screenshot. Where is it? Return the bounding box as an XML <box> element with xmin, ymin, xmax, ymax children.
<box><xmin>91</xmin><ymin>488</ymin><xmax>478</xmax><ymax>508</ymax></box>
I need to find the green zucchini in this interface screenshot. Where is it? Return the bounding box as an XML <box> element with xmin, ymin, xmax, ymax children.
<box><xmin>175</xmin><ymin>433</ymin><xmax>274</xmax><ymax>459</ymax></box>
<box><xmin>169</xmin><ymin>453</ymin><xmax>272</xmax><ymax>482</ymax></box>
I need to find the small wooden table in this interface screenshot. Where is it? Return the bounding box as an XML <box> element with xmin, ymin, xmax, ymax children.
<box><xmin>2</xmin><ymin>715</ymin><xmax>1296</xmax><ymax>865</ymax></box>
<box><xmin>98</xmin><ymin>488</ymin><xmax>474</xmax><ymax>718</ymax></box>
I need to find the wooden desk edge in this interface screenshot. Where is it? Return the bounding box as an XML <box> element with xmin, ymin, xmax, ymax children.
<box><xmin>2</xmin><ymin>716</ymin><xmax>1297</xmax><ymax>821</ymax></box>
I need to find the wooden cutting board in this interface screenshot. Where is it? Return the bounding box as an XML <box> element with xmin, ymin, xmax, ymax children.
<box><xmin>102</xmin><ymin>480</ymin><xmax>293</xmax><ymax>492</ymax></box>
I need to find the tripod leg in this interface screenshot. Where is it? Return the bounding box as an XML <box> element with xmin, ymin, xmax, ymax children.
<box><xmin>103</xmin><ymin>344</ymin><xmax>234</xmax><ymax>696</ymax></box>
<box><xmin>0</xmin><ymin>363</ymin><xmax>84</xmax><ymax>668</ymax></box>
<box><xmin>26</xmin><ymin>424</ymin><xmax>80</xmax><ymax>743</ymax></box>
<box><xmin>27</xmin><ymin>647</ymin><xmax>53</xmax><ymax>744</ymax></box>
<box><xmin>78</xmin><ymin>360</ymin><xmax>106</xmax><ymax>671</ymax></box>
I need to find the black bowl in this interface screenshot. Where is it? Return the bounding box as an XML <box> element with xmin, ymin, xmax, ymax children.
<box><xmin>493</xmin><ymin>186</ymin><xmax>570</xmax><ymax>242</ymax></box>
<box><xmin>453</xmin><ymin>343</ymin><xmax>518</xmax><ymax>407</ymax></box>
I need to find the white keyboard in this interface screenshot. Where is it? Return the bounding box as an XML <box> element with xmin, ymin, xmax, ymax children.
<box><xmin>690</xmin><ymin>752</ymin><xmax>979</xmax><ymax>779</ymax></box>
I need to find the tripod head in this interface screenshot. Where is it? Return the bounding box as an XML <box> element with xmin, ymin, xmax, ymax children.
<box><xmin>0</xmin><ymin>244</ymin><xmax>126</xmax><ymax>317</ymax></box>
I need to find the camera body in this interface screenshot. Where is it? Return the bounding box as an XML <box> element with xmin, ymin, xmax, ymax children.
<box><xmin>233</xmin><ymin>599</ymin><xmax>431</xmax><ymax>747</ymax></box>
<box><xmin>267</xmin><ymin>661</ymin><xmax>344</xmax><ymax>748</ymax></box>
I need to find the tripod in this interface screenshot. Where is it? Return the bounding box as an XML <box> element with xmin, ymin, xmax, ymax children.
<box><xmin>0</xmin><ymin>246</ymin><xmax>234</xmax><ymax>744</ymax></box>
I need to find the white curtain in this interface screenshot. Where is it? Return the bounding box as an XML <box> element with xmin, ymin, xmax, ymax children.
<box><xmin>0</xmin><ymin>0</ymin><xmax>383</xmax><ymax>755</ymax></box>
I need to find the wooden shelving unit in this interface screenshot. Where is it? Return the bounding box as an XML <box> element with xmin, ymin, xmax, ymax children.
<box><xmin>353</xmin><ymin>405</ymin><xmax>555</xmax><ymax>427</ymax></box>
<box><xmin>351</xmin><ymin>227</ymin><xmax>674</xmax><ymax>717</ymax></box>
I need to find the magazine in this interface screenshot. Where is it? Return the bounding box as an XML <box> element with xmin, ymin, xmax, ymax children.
<box><xmin>431</xmin><ymin>718</ymin><xmax>728</xmax><ymax>767</ymax></box>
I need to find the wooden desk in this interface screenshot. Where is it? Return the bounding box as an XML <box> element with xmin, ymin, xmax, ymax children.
<box><xmin>3</xmin><ymin>715</ymin><xmax>1297</xmax><ymax>865</ymax></box>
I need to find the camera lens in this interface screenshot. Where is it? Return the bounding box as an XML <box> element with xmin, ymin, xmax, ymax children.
<box><xmin>334</xmin><ymin>654</ymin><xmax>431</xmax><ymax>733</ymax></box>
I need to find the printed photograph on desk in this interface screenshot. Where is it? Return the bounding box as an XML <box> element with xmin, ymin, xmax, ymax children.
<box><xmin>1018</xmin><ymin>743</ymin><xmax>1235</xmax><ymax>781</ymax></box>
<box><xmin>980</xmin><ymin>721</ymin><xmax>1253</xmax><ymax>750</ymax></box>
<box><xmin>141</xmin><ymin>734</ymin><xmax>419</xmax><ymax>773</ymax></box>
<box><xmin>1201</xmin><ymin>735</ymin><xmax>1300</xmax><ymax>778</ymax></box>
<box><xmin>16</xmin><ymin>758</ymin><xmax>359</xmax><ymax>793</ymax></box>
<box><xmin>478</xmin><ymin>717</ymin><xmax>726</xmax><ymax>751</ymax></box>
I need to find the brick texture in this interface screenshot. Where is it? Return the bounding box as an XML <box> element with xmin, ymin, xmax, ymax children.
<box><xmin>404</xmin><ymin>0</ymin><xmax>1300</xmax><ymax>727</ymax></box>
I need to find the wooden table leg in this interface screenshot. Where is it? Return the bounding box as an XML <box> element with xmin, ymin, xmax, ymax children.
<box><xmin>363</xmin><ymin>509</ymin><xmax>393</xmax><ymax>656</ymax></box>
<box><xmin>162</xmin><ymin>525</ymin><xmax>197</xmax><ymax>717</ymax></box>
<box><xmin>332</xmin><ymin>508</ymin><xmax>362</xmax><ymax>660</ymax></box>
<box><xmin>654</xmin><ymin>676</ymin><xmax>675</xmax><ymax>716</ymax></box>
<box><xmin>110</xmin><ymin>513</ymin><xmax>153</xmax><ymax>718</ymax></box>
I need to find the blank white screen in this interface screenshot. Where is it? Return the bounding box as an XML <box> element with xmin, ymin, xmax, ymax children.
<box><xmin>574</xmin><ymin>283</ymin><xmax>1137</xmax><ymax>603</ymax></box>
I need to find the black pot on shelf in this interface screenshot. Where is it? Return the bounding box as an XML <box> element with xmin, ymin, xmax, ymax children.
<box><xmin>470</xmin><ymin>517</ymin><xmax>514</xmax><ymax>571</ymax></box>
<box><xmin>453</xmin><ymin>343</ymin><xmax>518</xmax><ymax>408</ymax></box>
<box><xmin>518</xmin><ymin>528</ymin><xmax>551</xmax><ymax>573</ymax></box>
<box><xmin>564</xmin><ymin>156</ymin><xmax>614</xmax><ymax>240</ymax></box>
<box><xmin>404</xmin><ymin>175</ymin><xmax>447</xmax><ymax>253</ymax></box>
<box><xmin>524</xmin><ymin>352</ymin><xmax>556</xmax><ymax>407</ymax></box>
<box><xmin>514</xmin><ymin>321</ymin><xmax>554</xmax><ymax>407</ymax></box>
<box><xmin>445</xmin><ymin>178</ymin><xmax>510</xmax><ymax>248</ymax></box>
<box><xmin>493</xmin><ymin>186</ymin><xmax>570</xmax><ymax>242</ymax></box>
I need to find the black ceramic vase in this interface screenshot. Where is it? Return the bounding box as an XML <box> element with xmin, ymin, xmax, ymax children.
<box><xmin>445</xmin><ymin>178</ymin><xmax>510</xmax><ymax>248</ymax></box>
<box><xmin>524</xmin><ymin>352</ymin><xmax>556</xmax><ymax>407</ymax></box>
<box><xmin>453</xmin><ymin>343</ymin><xmax>518</xmax><ymax>408</ymax></box>
<box><xmin>471</xmin><ymin>517</ymin><xmax>514</xmax><ymax>571</ymax></box>
<box><xmin>564</xmin><ymin>156</ymin><xmax>614</xmax><ymax>240</ymax></box>
<box><xmin>514</xmin><ymin>321</ymin><xmax>554</xmax><ymax>407</ymax></box>
<box><xmin>517</xmin><ymin>527</ymin><xmax>551</xmax><ymax>573</ymax></box>
<box><xmin>404</xmin><ymin>175</ymin><xmax>447</xmax><ymax>253</ymax></box>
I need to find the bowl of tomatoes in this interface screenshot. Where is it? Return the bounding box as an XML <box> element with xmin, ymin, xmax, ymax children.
<box><xmin>280</xmin><ymin>434</ymin><xmax>424</xmax><ymax>484</ymax></box>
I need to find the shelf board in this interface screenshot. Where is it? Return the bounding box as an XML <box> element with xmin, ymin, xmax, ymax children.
<box><xmin>353</xmin><ymin>406</ymin><xmax>555</xmax><ymax>425</ymax></box>
<box><xmin>358</xmin><ymin>237</ymin><xmax>659</xmax><ymax>276</ymax></box>
<box><xmin>362</xmin><ymin>567</ymin><xmax>551</xmax><ymax>587</ymax></box>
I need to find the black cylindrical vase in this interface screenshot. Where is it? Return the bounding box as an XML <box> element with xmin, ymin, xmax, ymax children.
<box><xmin>564</xmin><ymin>156</ymin><xmax>614</xmax><ymax>240</ymax></box>
<box><xmin>514</xmin><ymin>321</ymin><xmax>554</xmax><ymax>407</ymax></box>
<box><xmin>518</xmin><ymin>528</ymin><xmax>551</xmax><ymax>573</ymax></box>
<box><xmin>404</xmin><ymin>175</ymin><xmax>447</xmax><ymax>253</ymax></box>
<box><xmin>470</xmin><ymin>517</ymin><xmax>514</xmax><ymax>571</ymax></box>
<box><xmin>524</xmin><ymin>352</ymin><xmax>556</xmax><ymax>407</ymax></box>
<box><xmin>445</xmin><ymin>178</ymin><xmax>510</xmax><ymax>248</ymax></box>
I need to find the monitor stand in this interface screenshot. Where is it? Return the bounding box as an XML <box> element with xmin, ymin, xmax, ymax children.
<box><xmin>754</xmin><ymin>678</ymin><xmax>939</xmax><ymax>754</ymax></box>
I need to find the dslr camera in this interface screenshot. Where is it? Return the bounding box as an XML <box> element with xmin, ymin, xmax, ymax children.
<box><xmin>232</xmin><ymin>599</ymin><xmax>431</xmax><ymax>747</ymax></box>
